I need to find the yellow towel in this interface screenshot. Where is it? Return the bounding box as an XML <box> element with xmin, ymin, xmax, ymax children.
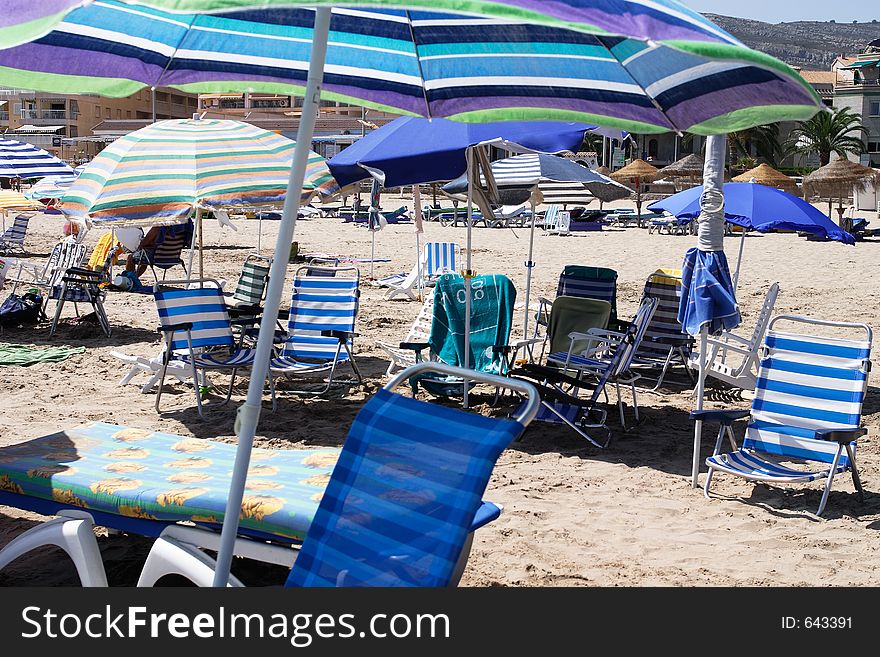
<box><xmin>88</xmin><ymin>233</ymin><xmax>122</xmax><ymax>270</ymax></box>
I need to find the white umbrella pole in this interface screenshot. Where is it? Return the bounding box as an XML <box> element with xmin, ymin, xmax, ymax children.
<box><xmin>523</xmin><ymin>194</ymin><xmax>537</xmax><ymax>339</ymax></box>
<box><xmin>213</xmin><ymin>7</ymin><xmax>332</xmax><ymax>588</ymax></box>
<box><xmin>186</xmin><ymin>210</ymin><xmax>197</xmax><ymax>282</ymax></box>
<box><xmin>257</xmin><ymin>211</ymin><xmax>262</xmax><ymax>254</ymax></box>
<box><xmin>732</xmin><ymin>226</ymin><xmax>746</xmax><ymax>292</ymax></box>
<box><xmin>370</xmin><ymin>228</ymin><xmax>376</xmax><ymax>280</ymax></box>
<box><xmin>463</xmin><ymin>146</ymin><xmax>474</xmax><ymax>408</ymax></box>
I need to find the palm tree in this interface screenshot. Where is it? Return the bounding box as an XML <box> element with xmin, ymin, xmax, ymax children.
<box><xmin>728</xmin><ymin>124</ymin><xmax>783</xmax><ymax>167</ymax></box>
<box><xmin>785</xmin><ymin>107</ymin><xmax>868</xmax><ymax>166</ymax></box>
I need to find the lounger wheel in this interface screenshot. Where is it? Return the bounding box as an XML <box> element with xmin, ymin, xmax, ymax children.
<box><xmin>0</xmin><ymin>514</ymin><xmax>107</xmax><ymax>586</ymax></box>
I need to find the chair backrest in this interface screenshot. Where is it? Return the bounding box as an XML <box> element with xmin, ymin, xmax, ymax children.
<box><xmin>232</xmin><ymin>255</ymin><xmax>270</xmax><ymax>305</ymax></box>
<box><xmin>285</xmin><ymin>387</ymin><xmax>525</xmax><ymax>587</ymax></box>
<box><xmin>636</xmin><ymin>268</ymin><xmax>685</xmax><ymax>360</ymax></box>
<box><xmin>745</xmin><ymin>282</ymin><xmax>780</xmax><ymax>349</ymax></box>
<box><xmin>154</xmin><ymin>283</ymin><xmax>235</xmax><ymax>352</ymax></box>
<box><xmin>152</xmin><ymin>220</ymin><xmax>193</xmax><ymax>268</ymax></box>
<box><xmin>423</xmin><ymin>242</ymin><xmax>458</xmax><ymax>279</ymax></box>
<box><xmin>305</xmin><ymin>257</ymin><xmax>340</xmax><ymax>277</ymax></box>
<box><xmin>556</xmin><ymin>265</ymin><xmax>618</xmax><ymax>320</ymax></box>
<box><xmin>404</xmin><ymin>289</ymin><xmax>436</xmax><ymax>344</ymax></box>
<box><xmin>744</xmin><ymin>317</ymin><xmax>872</xmax><ymax>466</ymax></box>
<box><xmin>614</xmin><ymin>297</ymin><xmax>659</xmax><ymax>374</ymax></box>
<box><xmin>543</xmin><ymin>204</ymin><xmax>560</xmax><ymax>228</ymax></box>
<box><xmin>1</xmin><ymin>214</ymin><xmax>29</xmax><ymax>243</ymax></box>
<box><xmin>283</xmin><ymin>268</ymin><xmax>360</xmax><ymax>362</ymax></box>
<box><xmin>548</xmin><ymin>296</ymin><xmax>611</xmax><ymax>355</ymax></box>
<box><xmin>429</xmin><ymin>273</ymin><xmax>516</xmax><ymax>374</ymax></box>
<box><xmin>44</xmin><ymin>241</ymin><xmax>87</xmax><ymax>287</ymax></box>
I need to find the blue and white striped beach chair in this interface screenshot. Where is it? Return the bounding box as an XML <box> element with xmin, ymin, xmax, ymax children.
<box><xmin>268</xmin><ymin>266</ymin><xmax>361</xmax><ymax>406</ymax></box>
<box><xmin>0</xmin><ymin>214</ymin><xmax>31</xmax><ymax>255</ymax></box>
<box><xmin>381</xmin><ymin>241</ymin><xmax>459</xmax><ymax>301</ymax></box>
<box><xmin>154</xmin><ymin>279</ymin><xmax>256</xmax><ymax>416</ymax></box>
<box><xmin>698</xmin><ymin>315</ymin><xmax>872</xmax><ymax>517</ymax></box>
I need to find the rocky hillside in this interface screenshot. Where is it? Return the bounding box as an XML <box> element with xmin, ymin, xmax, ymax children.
<box><xmin>706</xmin><ymin>14</ymin><xmax>879</xmax><ymax>69</ymax></box>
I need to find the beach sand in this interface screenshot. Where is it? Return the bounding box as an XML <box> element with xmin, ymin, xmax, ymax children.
<box><xmin>1</xmin><ymin>195</ymin><xmax>879</xmax><ymax>587</ymax></box>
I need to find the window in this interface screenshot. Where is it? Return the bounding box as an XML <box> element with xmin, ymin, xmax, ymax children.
<box><xmin>869</xmin><ymin>101</ymin><xmax>880</xmax><ymax>117</ymax></box>
<box><xmin>104</xmin><ymin>107</ymin><xmax>110</xmax><ymax>118</ymax></box>
<box><xmin>116</xmin><ymin>109</ymin><xmax>122</xmax><ymax>119</ymax></box>
<box><xmin>648</xmin><ymin>138</ymin><xmax>659</xmax><ymax>160</ymax></box>
<box><xmin>94</xmin><ymin>105</ymin><xmax>101</xmax><ymax>117</ymax></box>
<box><xmin>868</xmin><ymin>141</ymin><xmax>880</xmax><ymax>153</ymax></box>
<box><xmin>126</xmin><ymin>110</ymin><xmax>132</xmax><ymax>119</ymax></box>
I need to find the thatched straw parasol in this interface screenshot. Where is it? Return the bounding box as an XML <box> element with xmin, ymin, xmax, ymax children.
<box><xmin>732</xmin><ymin>163</ymin><xmax>798</xmax><ymax>195</ymax></box>
<box><xmin>595</xmin><ymin>165</ymin><xmax>612</xmax><ymax>176</ymax></box>
<box><xmin>610</xmin><ymin>158</ymin><xmax>659</xmax><ymax>220</ymax></box>
<box><xmin>803</xmin><ymin>158</ymin><xmax>880</xmax><ymax>222</ymax></box>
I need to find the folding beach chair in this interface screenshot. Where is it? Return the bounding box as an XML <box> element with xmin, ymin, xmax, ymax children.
<box><xmin>534</xmin><ymin>296</ymin><xmax>612</xmax><ymax>363</ymax></box>
<box><xmin>509</xmin><ymin>297</ymin><xmax>657</xmax><ymax>447</ymax></box>
<box><xmin>268</xmin><ymin>266</ymin><xmax>361</xmax><ymax>407</ymax></box>
<box><xmin>536</xmin><ymin>265</ymin><xmax>620</xmax><ymax>343</ymax></box>
<box><xmin>688</xmin><ymin>282</ymin><xmax>780</xmax><ymax>392</ymax></box>
<box><xmin>541</xmin><ymin>205</ymin><xmax>568</xmax><ymax>235</ymax></box>
<box><xmin>405</xmin><ymin>273</ymin><xmax>517</xmax><ymax>397</ymax></box>
<box><xmin>376</xmin><ymin>288</ymin><xmax>436</xmax><ymax>376</ymax></box>
<box><xmin>8</xmin><ymin>239</ymin><xmax>88</xmax><ymax>297</ymax></box>
<box><xmin>133</xmin><ymin>220</ymin><xmax>193</xmax><ymax>282</ymax></box>
<box><xmin>380</xmin><ymin>241</ymin><xmax>459</xmax><ymax>301</ymax></box>
<box><xmin>632</xmin><ymin>268</ymin><xmax>695</xmax><ymax>390</ymax></box>
<box><xmin>0</xmin><ymin>214</ymin><xmax>31</xmax><ymax>255</ymax></box>
<box><xmin>48</xmin><ymin>267</ymin><xmax>111</xmax><ymax>337</ymax></box>
<box><xmin>153</xmin><ymin>279</ymin><xmax>257</xmax><ymax>416</ymax></box>
<box><xmin>698</xmin><ymin>315</ymin><xmax>872</xmax><ymax>517</ymax></box>
<box><xmin>229</xmin><ymin>254</ymin><xmax>271</xmax><ymax>308</ymax></box>
<box><xmin>0</xmin><ymin>362</ymin><xmax>539</xmax><ymax>587</ymax></box>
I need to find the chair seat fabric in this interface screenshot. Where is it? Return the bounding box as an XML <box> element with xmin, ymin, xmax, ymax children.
<box><xmin>269</xmin><ymin>354</ymin><xmax>348</xmax><ymax>373</ymax></box>
<box><xmin>177</xmin><ymin>348</ymin><xmax>256</xmax><ymax>368</ymax></box>
<box><xmin>547</xmin><ymin>351</ymin><xmax>605</xmax><ymax>370</ymax></box>
<box><xmin>50</xmin><ymin>285</ymin><xmax>96</xmax><ymax>303</ymax></box>
<box><xmin>705</xmin><ymin>448</ymin><xmax>847</xmax><ymax>483</ymax></box>
<box><xmin>0</xmin><ymin>422</ymin><xmax>339</xmax><ymax>541</ymax></box>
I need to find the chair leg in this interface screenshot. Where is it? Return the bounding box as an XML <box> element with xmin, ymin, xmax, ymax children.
<box><xmin>224</xmin><ymin>367</ymin><xmax>237</xmax><ymax>404</ymax></box>
<box><xmin>50</xmin><ymin>295</ymin><xmax>65</xmax><ymax>336</ymax></box>
<box><xmin>0</xmin><ymin>514</ymin><xmax>108</xmax><ymax>587</ymax></box>
<box><xmin>846</xmin><ymin>444</ymin><xmax>864</xmax><ymax>502</ymax></box>
<box><xmin>816</xmin><ymin>445</ymin><xmax>844</xmax><ymax>517</ymax></box>
<box><xmin>703</xmin><ymin>466</ymin><xmax>716</xmax><ymax>499</ymax></box>
<box><xmin>137</xmin><ymin>536</ymin><xmax>243</xmax><ymax>587</ymax></box>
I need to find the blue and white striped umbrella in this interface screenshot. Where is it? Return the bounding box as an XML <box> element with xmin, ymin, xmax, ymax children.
<box><xmin>24</xmin><ymin>173</ymin><xmax>79</xmax><ymax>200</ymax></box>
<box><xmin>0</xmin><ymin>138</ymin><xmax>74</xmax><ymax>179</ymax></box>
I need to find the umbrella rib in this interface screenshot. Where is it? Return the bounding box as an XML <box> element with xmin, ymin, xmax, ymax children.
<box><xmin>153</xmin><ymin>13</ymin><xmax>199</xmax><ymax>92</ymax></box>
<box><xmin>404</xmin><ymin>10</ymin><xmax>432</xmax><ymax>120</ymax></box>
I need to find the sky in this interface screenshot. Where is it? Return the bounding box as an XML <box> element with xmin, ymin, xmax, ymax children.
<box><xmin>684</xmin><ymin>0</ymin><xmax>878</xmax><ymax>24</ymax></box>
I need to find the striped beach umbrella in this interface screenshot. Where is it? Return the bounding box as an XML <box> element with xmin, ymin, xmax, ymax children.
<box><xmin>0</xmin><ymin>190</ymin><xmax>43</xmax><ymax>210</ymax></box>
<box><xmin>0</xmin><ymin>138</ymin><xmax>73</xmax><ymax>179</ymax></box>
<box><xmin>0</xmin><ymin>0</ymin><xmax>826</xmax><ymax>588</ymax></box>
<box><xmin>24</xmin><ymin>173</ymin><xmax>79</xmax><ymax>200</ymax></box>
<box><xmin>0</xmin><ymin>1</ymin><xmax>822</xmax><ymax>135</ymax></box>
<box><xmin>59</xmin><ymin>117</ymin><xmax>340</xmax><ymax>227</ymax></box>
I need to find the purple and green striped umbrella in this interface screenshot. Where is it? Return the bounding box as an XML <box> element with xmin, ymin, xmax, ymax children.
<box><xmin>0</xmin><ymin>0</ymin><xmax>821</xmax><ymax>134</ymax></box>
<box><xmin>58</xmin><ymin>117</ymin><xmax>340</xmax><ymax>226</ymax></box>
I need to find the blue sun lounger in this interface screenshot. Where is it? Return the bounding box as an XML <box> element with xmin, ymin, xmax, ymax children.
<box><xmin>0</xmin><ymin>362</ymin><xmax>538</xmax><ymax>586</ymax></box>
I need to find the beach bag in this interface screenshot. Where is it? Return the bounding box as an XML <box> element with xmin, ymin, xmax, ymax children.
<box><xmin>0</xmin><ymin>290</ymin><xmax>45</xmax><ymax>327</ymax></box>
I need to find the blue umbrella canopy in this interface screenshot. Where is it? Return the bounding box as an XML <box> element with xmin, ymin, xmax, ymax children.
<box><xmin>648</xmin><ymin>182</ymin><xmax>856</xmax><ymax>244</ymax></box>
<box><xmin>328</xmin><ymin>117</ymin><xmax>609</xmax><ymax>188</ymax></box>
<box><xmin>0</xmin><ymin>138</ymin><xmax>73</xmax><ymax>179</ymax></box>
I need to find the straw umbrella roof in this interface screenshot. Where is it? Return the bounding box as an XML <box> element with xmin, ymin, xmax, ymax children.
<box><xmin>595</xmin><ymin>165</ymin><xmax>612</xmax><ymax>177</ymax></box>
<box><xmin>658</xmin><ymin>153</ymin><xmax>704</xmax><ymax>179</ymax></box>
<box><xmin>610</xmin><ymin>158</ymin><xmax>660</xmax><ymax>182</ymax></box>
<box><xmin>803</xmin><ymin>158</ymin><xmax>880</xmax><ymax>197</ymax></box>
<box><xmin>731</xmin><ymin>163</ymin><xmax>797</xmax><ymax>193</ymax></box>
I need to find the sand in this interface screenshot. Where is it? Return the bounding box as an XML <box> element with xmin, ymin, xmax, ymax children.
<box><xmin>1</xmin><ymin>194</ymin><xmax>879</xmax><ymax>587</ymax></box>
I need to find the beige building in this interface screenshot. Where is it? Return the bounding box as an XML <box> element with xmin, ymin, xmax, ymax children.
<box><xmin>0</xmin><ymin>87</ymin><xmax>198</xmax><ymax>162</ymax></box>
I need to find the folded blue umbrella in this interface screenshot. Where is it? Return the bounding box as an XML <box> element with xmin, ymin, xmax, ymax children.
<box><xmin>648</xmin><ymin>182</ymin><xmax>855</xmax><ymax>244</ymax></box>
<box><xmin>678</xmin><ymin>248</ymin><xmax>741</xmax><ymax>337</ymax></box>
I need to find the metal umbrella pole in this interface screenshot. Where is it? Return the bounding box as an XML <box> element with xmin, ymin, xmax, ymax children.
<box><xmin>522</xmin><ymin>187</ymin><xmax>538</xmax><ymax>339</ymax></box>
<box><xmin>213</xmin><ymin>7</ymin><xmax>332</xmax><ymax>587</ymax></box>
<box><xmin>462</xmin><ymin>146</ymin><xmax>474</xmax><ymax>407</ymax></box>
<box><xmin>731</xmin><ymin>225</ymin><xmax>747</xmax><ymax>292</ymax></box>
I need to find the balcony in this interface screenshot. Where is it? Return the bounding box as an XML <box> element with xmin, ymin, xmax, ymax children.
<box><xmin>19</xmin><ymin>109</ymin><xmax>74</xmax><ymax>121</ymax></box>
<box><xmin>835</xmin><ymin>78</ymin><xmax>880</xmax><ymax>93</ymax></box>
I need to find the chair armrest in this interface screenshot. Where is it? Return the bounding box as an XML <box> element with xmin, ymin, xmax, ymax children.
<box><xmin>708</xmin><ymin>333</ymin><xmax>752</xmax><ymax>347</ymax></box>
<box><xmin>815</xmin><ymin>427</ymin><xmax>867</xmax><ymax>444</ymax></box>
<box><xmin>321</xmin><ymin>329</ymin><xmax>356</xmax><ymax>341</ymax></box>
<box><xmin>468</xmin><ymin>501</ymin><xmax>501</xmax><ymax>532</ymax></box>
<box><xmin>511</xmin><ymin>338</ymin><xmax>543</xmax><ymax>348</ymax></box>
<box><xmin>689</xmin><ymin>409</ymin><xmax>750</xmax><ymax>425</ymax></box>
<box><xmin>400</xmin><ymin>342</ymin><xmax>430</xmax><ymax>352</ymax></box>
<box><xmin>157</xmin><ymin>322</ymin><xmax>193</xmax><ymax>334</ymax></box>
<box><xmin>228</xmin><ymin>303</ymin><xmax>262</xmax><ymax>318</ymax></box>
<box><xmin>64</xmin><ymin>267</ymin><xmax>101</xmax><ymax>279</ymax></box>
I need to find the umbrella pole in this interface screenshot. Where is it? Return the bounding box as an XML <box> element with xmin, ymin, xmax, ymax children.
<box><xmin>213</xmin><ymin>6</ymin><xmax>332</xmax><ymax>588</ymax></box>
<box><xmin>523</xmin><ymin>193</ymin><xmax>537</xmax><ymax>340</ymax></box>
<box><xmin>463</xmin><ymin>146</ymin><xmax>474</xmax><ymax>408</ymax></box>
<box><xmin>692</xmin><ymin>327</ymin><xmax>708</xmax><ymax>488</ymax></box>
<box><xmin>197</xmin><ymin>206</ymin><xmax>204</xmax><ymax>282</ymax></box>
<box><xmin>732</xmin><ymin>227</ymin><xmax>746</xmax><ymax>292</ymax></box>
<box><xmin>186</xmin><ymin>211</ymin><xmax>197</xmax><ymax>282</ymax></box>
<box><xmin>257</xmin><ymin>211</ymin><xmax>262</xmax><ymax>254</ymax></box>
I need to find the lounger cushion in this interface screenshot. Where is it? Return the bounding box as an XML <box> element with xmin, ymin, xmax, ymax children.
<box><xmin>0</xmin><ymin>422</ymin><xmax>339</xmax><ymax>541</ymax></box>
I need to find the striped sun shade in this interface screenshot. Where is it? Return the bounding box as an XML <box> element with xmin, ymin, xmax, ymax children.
<box><xmin>0</xmin><ymin>1</ymin><xmax>821</xmax><ymax>135</ymax></box>
<box><xmin>59</xmin><ymin>118</ymin><xmax>340</xmax><ymax>226</ymax></box>
<box><xmin>0</xmin><ymin>139</ymin><xmax>74</xmax><ymax>179</ymax></box>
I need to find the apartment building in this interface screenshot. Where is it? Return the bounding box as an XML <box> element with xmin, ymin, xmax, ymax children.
<box><xmin>833</xmin><ymin>40</ymin><xmax>880</xmax><ymax>166</ymax></box>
